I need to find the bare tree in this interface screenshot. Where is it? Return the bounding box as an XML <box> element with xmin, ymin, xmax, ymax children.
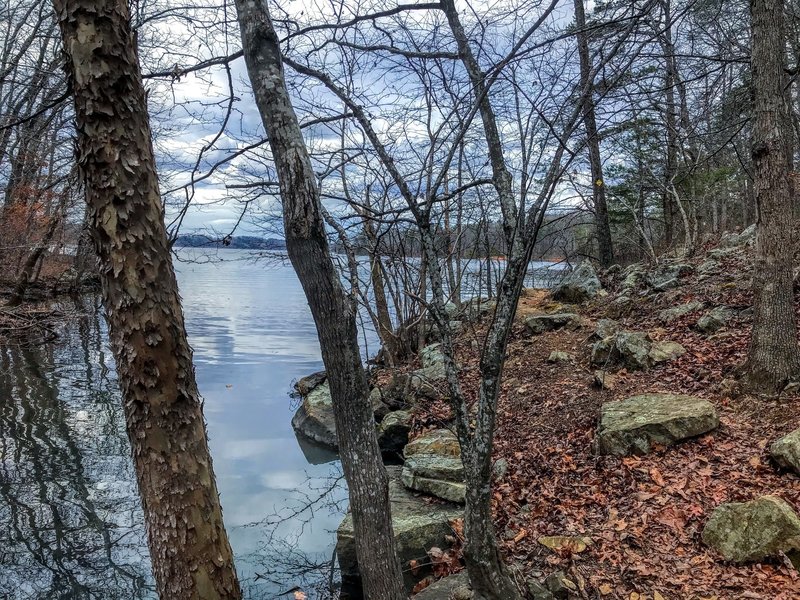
<box><xmin>233</xmin><ymin>1</ymin><xmax>406</xmax><ymax>599</ymax></box>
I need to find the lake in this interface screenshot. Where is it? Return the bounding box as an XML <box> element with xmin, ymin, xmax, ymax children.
<box><xmin>0</xmin><ymin>250</ymin><xmax>563</xmax><ymax>599</ymax></box>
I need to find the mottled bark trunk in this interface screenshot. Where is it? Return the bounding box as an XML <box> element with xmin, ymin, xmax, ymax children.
<box><xmin>574</xmin><ymin>0</ymin><xmax>614</xmax><ymax>267</ymax></box>
<box><xmin>233</xmin><ymin>2</ymin><xmax>406</xmax><ymax>599</ymax></box>
<box><xmin>53</xmin><ymin>1</ymin><xmax>242</xmax><ymax>598</ymax></box>
<box><xmin>744</xmin><ymin>0</ymin><xmax>800</xmax><ymax>392</ymax></box>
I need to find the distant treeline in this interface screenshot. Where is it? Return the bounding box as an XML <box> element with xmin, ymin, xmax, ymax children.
<box><xmin>172</xmin><ymin>234</ymin><xmax>286</xmax><ymax>250</ymax></box>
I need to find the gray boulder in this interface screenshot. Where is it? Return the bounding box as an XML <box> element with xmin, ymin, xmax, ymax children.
<box><xmin>552</xmin><ymin>261</ymin><xmax>602</xmax><ymax>303</ymax></box>
<box><xmin>771</xmin><ymin>429</ymin><xmax>800</xmax><ymax>473</ymax></box>
<box><xmin>615</xmin><ymin>331</ymin><xmax>652</xmax><ymax>370</ymax></box>
<box><xmin>294</xmin><ymin>370</ymin><xmax>326</xmax><ymax>396</ymax></box>
<box><xmin>338</xmin><ymin>466</ymin><xmax>463</xmax><ymax>593</ymax></box>
<box><xmin>525</xmin><ymin>313</ymin><xmax>581</xmax><ymax>335</ymax></box>
<box><xmin>697</xmin><ymin>306</ymin><xmax>735</xmax><ymax>333</ymax></box>
<box><xmin>402</xmin><ymin>429</ymin><xmax>465</xmax><ymax>503</ymax></box>
<box><xmin>648</xmin><ymin>340</ymin><xmax>686</xmax><ymax>364</ymax></box>
<box><xmin>547</xmin><ymin>351</ymin><xmax>573</xmax><ymax>363</ymax></box>
<box><xmin>291</xmin><ymin>381</ymin><xmax>337</xmax><ymax>449</ymax></box>
<box><xmin>412</xmin><ymin>573</ymin><xmax>472</xmax><ymax>599</ymax></box>
<box><xmin>596</xmin><ymin>393</ymin><xmax>719</xmax><ymax>456</ymax></box>
<box><xmin>702</xmin><ymin>495</ymin><xmax>800</xmax><ymax>563</ymax></box>
<box><xmin>293</xmin><ymin>380</ymin><xmax>396</xmax><ymax>449</ymax></box>
<box><xmin>420</xmin><ymin>343</ymin><xmax>446</xmax><ymax>369</ymax></box>
<box><xmin>658</xmin><ymin>301</ymin><xmax>704</xmax><ymax>324</ymax></box>
<box><xmin>594</xmin><ymin>318</ymin><xmax>620</xmax><ymax>339</ymax></box>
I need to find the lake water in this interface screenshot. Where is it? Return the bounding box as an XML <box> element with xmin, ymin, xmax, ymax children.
<box><xmin>0</xmin><ymin>250</ymin><xmax>563</xmax><ymax>599</ymax></box>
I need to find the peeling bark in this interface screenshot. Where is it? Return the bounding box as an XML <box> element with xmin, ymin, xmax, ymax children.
<box><xmin>52</xmin><ymin>0</ymin><xmax>242</xmax><ymax>597</ymax></box>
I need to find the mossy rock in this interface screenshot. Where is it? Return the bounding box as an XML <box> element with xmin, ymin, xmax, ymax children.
<box><xmin>702</xmin><ymin>495</ymin><xmax>800</xmax><ymax>563</ymax></box>
<box><xmin>658</xmin><ymin>301</ymin><xmax>704</xmax><ymax>324</ymax></box>
<box><xmin>596</xmin><ymin>393</ymin><xmax>718</xmax><ymax>456</ymax></box>
<box><xmin>552</xmin><ymin>261</ymin><xmax>602</xmax><ymax>303</ymax></box>
<box><xmin>771</xmin><ymin>429</ymin><xmax>800</xmax><ymax>473</ymax></box>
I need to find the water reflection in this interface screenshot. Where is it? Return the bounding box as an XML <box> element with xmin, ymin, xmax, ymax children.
<box><xmin>0</xmin><ymin>310</ymin><xmax>153</xmax><ymax>599</ymax></box>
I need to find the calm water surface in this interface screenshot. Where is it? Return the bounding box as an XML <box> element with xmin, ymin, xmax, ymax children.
<box><xmin>0</xmin><ymin>251</ymin><xmax>358</xmax><ymax>599</ymax></box>
<box><xmin>0</xmin><ymin>250</ymin><xmax>562</xmax><ymax>599</ymax></box>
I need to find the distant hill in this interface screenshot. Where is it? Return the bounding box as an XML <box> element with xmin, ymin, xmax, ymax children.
<box><xmin>173</xmin><ymin>234</ymin><xmax>286</xmax><ymax>250</ymax></box>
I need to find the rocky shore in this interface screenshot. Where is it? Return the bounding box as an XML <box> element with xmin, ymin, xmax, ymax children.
<box><xmin>291</xmin><ymin>225</ymin><xmax>800</xmax><ymax>599</ymax></box>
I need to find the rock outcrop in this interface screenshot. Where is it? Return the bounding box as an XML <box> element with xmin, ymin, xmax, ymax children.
<box><xmin>702</xmin><ymin>495</ymin><xmax>800</xmax><ymax>563</ymax></box>
<box><xmin>552</xmin><ymin>261</ymin><xmax>602</xmax><ymax>303</ymax></box>
<box><xmin>337</xmin><ymin>466</ymin><xmax>462</xmax><ymax>594</ymax></box>
<box><xmin>658</xmin><ymin>301</ymin><xmax>704</xmax><ymax>324</ymax></box>
<box><xmin>596</xmin><ymin>393</ymin><xmax>719</xmax><ymax>456</ymax></box>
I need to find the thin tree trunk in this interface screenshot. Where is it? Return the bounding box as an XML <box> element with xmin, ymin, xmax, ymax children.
<box><xmin>233</xmin><ymin>2</ymin><xmax>406</xmax><ymax>599</ymax></box>
<box><xmin>744</xmin><ymin>0</ymin><xmax>800</xmax><ymax>391</ymax></box>
<box><xmin>574</xmin><ymin>0</ymin><xmax>614</xmax><ymax>267</ymax></box>
<box><xmin>52</xmin><ymin>0</ymin><xmax>242</xmax><ymax>597</ymax></box>
<box><xmin>6</xmin><ymin>205</ymin><xmax>61</xmax><ymax>307</ymax></box>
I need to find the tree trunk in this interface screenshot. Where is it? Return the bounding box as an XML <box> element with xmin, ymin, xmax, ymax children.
<box><xmin>744</xmin><ymin>0</ymin><xmax>800</xmax><ymax>391</ymax></box>
<box><xmin>233</xmin><ymin>2</ymin><xmax>406</xmax><ymax>599</ymax></box>
<box><xmin>6</xmin><ymin>205</ymin><xmax>62</xmax><ymax>307</ymax></box>
<box><xmin>574</xmin><ymin>0</ymin><xmax>614</xmax><ymax>267</ymax></box>
<box><xmin>52</xmin><ymin>1</ymin><xmax>242</xmax><ymax>597</ymax></box>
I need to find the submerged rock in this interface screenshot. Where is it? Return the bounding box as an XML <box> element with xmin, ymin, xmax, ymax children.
<box><xmin>702</xmin><ymin>495</ymin><xmax>800</xmax><ymax>563</ymax></box>
<box><xmin>552</xmin><ymin>261</ymin><xmax>602</xmax><ymax>303</ymax></box>
<box><xmin>771</xmin><ymin>429</ymin><xmax>800</xmax><ymax>473</ymax></box>
<box><xmin>524</xmin><ymin>313</ymin><xmax>581</xmax><ymax>335</ymax></box>
<box><xmin>402</xmin><ymin>429</ymin><xmax>465</xmax><ymax>503</ymax></box>
<box><xmin>596</xmin><ymin>393</ymin><xmax>718</xmax><ymax>456</ymax></box>
<box><xmin>337</xmin><ymin>466</ymin><xmax>463</xmax><ymax>594</ymax></box>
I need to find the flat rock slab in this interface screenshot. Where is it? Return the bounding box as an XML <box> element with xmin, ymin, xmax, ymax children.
<box><xmin>402</xmin><ymin>455</ymin><xmax>466</xmax><ymax>503</ymax></box>
<box><xmin>702</xmin><ymin>495</ymin><xmax>800</xmax><ymax>563</ymax></box>
<box><xmin>596</xmin><ymin>393</ymin><xmax>719</xmax><ymax>456</ymax></box>
<box><xmin>403</xmin><ymin>429</ymin><xmax>465</xmax><ymax>503</ymax></box>
<box><xmin>337</xmin><ymin>466</ymin><xmax>462</xmax><ymax>594</ymax></box>
<box><xmin>771</xmin><ymin>428</ymin><xmax>800</xmax><ymax>473</ymax></box>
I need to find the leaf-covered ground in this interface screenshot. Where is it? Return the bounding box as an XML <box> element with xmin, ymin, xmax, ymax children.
<box><xmin>409</xmin><ymin>241</ymin><xmax>800</xmax><ymax>599</ymax></box>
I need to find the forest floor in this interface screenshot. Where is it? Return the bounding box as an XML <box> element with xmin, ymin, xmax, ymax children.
<box><xmin>406</xmin><ymin>238</ymin><xmax>800</xmax><ymax>600</ymax></box>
